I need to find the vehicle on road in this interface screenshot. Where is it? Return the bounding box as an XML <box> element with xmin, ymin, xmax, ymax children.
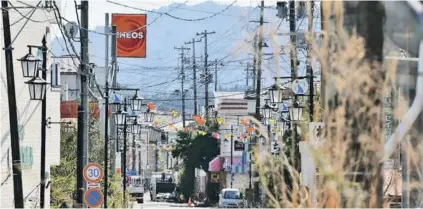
<box><xmin>129</xmin><ymin>176</ymin><xmax>144</xmax><ymax>204</ymax></box>
<box><xmin>218</xmin><ymin>188</ymin><xmax>245</xmax><ymax>208</ymax></box>
<box><xmin>150</xmin><ymin>172</ymin><xmax>176</xmax><ymax>201</ymax></box>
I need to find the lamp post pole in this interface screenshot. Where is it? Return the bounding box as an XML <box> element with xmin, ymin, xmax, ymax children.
<box><xmin>40</xmin><ymin>35</ymin><xmax>48</xmax><ymax>209</ymax></box>
<box><xmin>103</xmin><ymin>82</ymin><xmax>109</xmax><ymax>208</ymax></box>
<box><xmin>230</xmin><ymin>125</ymin><xmax>234</xmax><ymax>188</ymax></box>
<box><xmin>123</xmin><ymin>98</ymin><xmax>128</xmax><ymax>207</ymax></box>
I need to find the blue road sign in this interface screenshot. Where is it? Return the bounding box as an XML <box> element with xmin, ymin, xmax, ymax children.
<box><xmin>130</xmin><ymin>169</ymin><xmax>136</xmax><ymax>176</ymax></box>
<box><xmin>84</xmin><ymin>188</ymin><xmax>104</xmax><ymax>208</ymax></box>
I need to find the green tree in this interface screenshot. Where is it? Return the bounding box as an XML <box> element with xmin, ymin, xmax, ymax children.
<box><xmin>50</xmin><ymin>118</ymin><xmax>124</xmax><ymax>208</ymax></box>
<box><xmin>171</xmin><ymin>129</ymin><xmax>220</xmax><ymax>200</ymax></box>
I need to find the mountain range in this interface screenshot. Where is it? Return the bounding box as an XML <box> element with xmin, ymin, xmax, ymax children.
<box><xmin>51</xmin><ymin>1</ymin><xmax>316</xmax><ymax>111</ymax></box>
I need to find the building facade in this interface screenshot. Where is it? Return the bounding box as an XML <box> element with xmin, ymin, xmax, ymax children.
<box><xmin>1</xmin><ymin>2</ymin><xmax>62</xmax><ymax>207</ymax></box>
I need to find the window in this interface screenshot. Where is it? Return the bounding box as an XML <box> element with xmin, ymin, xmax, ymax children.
<box><xmin>223</xmin><ymin>190</ymin><xmax>241</xmax><ymax>199</ymax></box>
<box><xmin>20</xmin><ymin>146</ymin><xmax>33</xmax><ymax>168</ymax></box>
<box><xmin>51</xmin><ymin>63</ymin><xmax>60</xmax><ymax>87</ymax></box>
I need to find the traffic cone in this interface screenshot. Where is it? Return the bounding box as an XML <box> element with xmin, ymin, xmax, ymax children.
<box><xmin>188</xmin><ymin>197</ymin><xmax>192</xmax><ymax>207</ymax></box>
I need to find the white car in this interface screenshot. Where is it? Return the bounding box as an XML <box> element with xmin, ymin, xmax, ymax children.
<box><xmin>218</xmin><ymin>188</ymin><xmax>245</xmax><ymax>208</ymax></box>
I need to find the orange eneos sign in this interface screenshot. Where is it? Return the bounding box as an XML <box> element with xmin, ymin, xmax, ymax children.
<box><xmin>112</xmin><ymin>14</ymin><xmax>147</xmax><ymax>58</ymax></box>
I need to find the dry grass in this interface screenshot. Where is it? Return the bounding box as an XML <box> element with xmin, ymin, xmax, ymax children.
<box><xmin>238</xmin><ymin>1</ymin><xmax>423</xmax><ymax>208</ymax></box>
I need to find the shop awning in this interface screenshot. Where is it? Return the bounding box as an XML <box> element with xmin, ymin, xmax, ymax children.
<box><xmin>209</xmin><ymin>156</ymin><xmax>221</xmax><ymax>172</ymax></box>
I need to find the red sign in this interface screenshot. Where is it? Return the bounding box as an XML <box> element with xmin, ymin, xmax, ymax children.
<box><xmin>112</xmin><ymin>14</ymin><xmax>147</xmax><ymax>58</ymax></box>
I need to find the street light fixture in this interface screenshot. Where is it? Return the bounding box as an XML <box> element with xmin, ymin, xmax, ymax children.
<box><xmin>24</xmin><ymin>74</ymin><xmax>48</xmax><ymax>101</ymax></box>
<box><xmin>290</xmin><ymin>101</ymin><xmax>303</xmax><ymax>121</ymax></box>
<box><xmin>262</xmin><ymin>103</ymin><xmax>273</xmax><ymax>122</ymax></box>
<box><xmin>131</xmin><ymin>119</ymin><xmax>142</xmax><ymax>134</ymax></box>
<box><xmin>277</xmin><ymin>120</ymin><xmax>287</xmax><ymax>134</ymax></box>
<box><xmin>18</xmin><ymin>47</ymin><xmax>41</xmax><ymax>78</ymax></box>
<box><xmin>114</xmin><ymin>108</ymin><xmax>128</xmax><ymax>126</ymax></box>
<box><xmin>144</xmin><ymin>109</ymin><xmax>155</xmax><ymax>123</ymax></box>
<box><xmin>269</xmin><ymin>82</ymin><xmax>284</xmax><ymax>104</ymax></box>
<box><xmin>130</xmin><ymin>91</ymin><xmax>144</xmax><ymax>112</ymax></box>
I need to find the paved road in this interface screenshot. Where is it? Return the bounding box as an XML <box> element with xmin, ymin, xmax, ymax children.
<box><xmin>131</xmin><ymin>192</ymin><xmax>208</xmax><ymax>209</ymax></box>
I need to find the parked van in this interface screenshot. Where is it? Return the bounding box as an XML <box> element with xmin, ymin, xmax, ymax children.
<box><xmin>218</xmin><ymin>188</ymin><xmax>245</xmax><ymax>208</ymax></box>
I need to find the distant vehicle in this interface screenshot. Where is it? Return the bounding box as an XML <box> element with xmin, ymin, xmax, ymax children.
<box><xmin>218</xmin><ymin>188</ymin><xmax>245</xmax><ymax>208</ymax></box>
<box><xmin>129</xmin><ymin>176</ymin><xmax>144</xmax><ymax>204</ymax></box>
<box><xmin>150</xmin><ymin>172</ymin><xmax>176</xmax><ymax>201</ymax></box>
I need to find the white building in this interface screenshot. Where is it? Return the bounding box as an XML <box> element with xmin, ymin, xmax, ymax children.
<box><xmin>1</xmin><ymin>2</ymin><xmax>62</xmax><ymax>208</ymax></box>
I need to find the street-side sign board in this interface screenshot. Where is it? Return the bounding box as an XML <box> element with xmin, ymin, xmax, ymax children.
<box><xmin>84</xmin><ymin>188</ymin><xmax>104</xmax><ymax>208</ymax></box>
<box><xmin>83</xmin><ymin>163</ymin><xmax>104</xmax><ymax>183</ymax></box>
<box><xmin>291</xmin><ymin>79</ymin><xmax>309</xmax><ymax>94</ymax></box>
<box><xmin>87</xmin><ymin>182</ymin><xmax>101</xmax><ymax>189</ymax></box>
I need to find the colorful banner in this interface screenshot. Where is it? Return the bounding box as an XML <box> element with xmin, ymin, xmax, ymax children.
<box><xmin>112</xmin><ymin>14</ymin><xmax>147</xmax><ymax>58</ymax></box>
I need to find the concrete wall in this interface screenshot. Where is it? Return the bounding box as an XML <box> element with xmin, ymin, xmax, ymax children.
<box><xmin>1</xmin><ymin>2</ymin><xmax>61</xmax><ymax>208</ymax></box>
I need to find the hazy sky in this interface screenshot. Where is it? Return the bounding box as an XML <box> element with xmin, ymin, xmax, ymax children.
<box><xmin>60</xmin><ymin>0</ymin><xmax>279</xmax><ymax>29</ymax></box>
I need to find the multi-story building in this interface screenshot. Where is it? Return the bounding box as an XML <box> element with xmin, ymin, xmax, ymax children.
<box><xmin>1</xmin><ymin>2</ymin><xmax>62</xmax><ymax>207</ymax></box>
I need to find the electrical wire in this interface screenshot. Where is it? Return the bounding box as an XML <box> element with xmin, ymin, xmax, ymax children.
<box><xmin>8</xmin><ymin>1</ymin><xmax>41</xmax><ymax>47</ymax></box>
<box><xmin>59</xmin><ymin>0</ymin><xmax>189</xmax><ymax>37</ymax></box>
<box><xmin>134</xmin><ymin>1</ymin><xmax>243</xmax><ymax>18</ymax></box>
<box><xmin>107</xmin><ymin>0</ymin><xmax>237</xmax><ymax>22</ymax></box>
<box><xmin>8</xmin><ymin>1</ymin><xmax>52</xmax><ymax>23</ymax></box>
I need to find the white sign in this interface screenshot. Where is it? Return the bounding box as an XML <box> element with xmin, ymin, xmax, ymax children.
<box><xmin>309</xmin><ymin>122</ymin><xmax>324</xmax><ymax>146</ymax></box>
<box><xmin>270</xmin><ymin>140</ymin><xmax>280</xmax><ymax>155</ymax></box>
<box><xmin>291</xmin><ymin>79</ymin><xmax>309</xmax><ymax>94</ymax></box>
<box><xmin>87</xmin><ymin>182</ymin><xmax>101</xmax><ymax>189</ymax></box>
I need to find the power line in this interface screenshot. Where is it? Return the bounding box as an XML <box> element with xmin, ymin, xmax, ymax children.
<box><xmin>8</xmin><ymin>1</ymin><xmax>41</xmax><ymax>46</ymax></box>
<box><xmin>107</xmin><ymin>0</ymin><xmax>237</xmax><ymax>22</ymax></box>
<box><xmin>59</xmin><ymin>0</ymin><xmax>189</xmax><ymax>37</ymax></box>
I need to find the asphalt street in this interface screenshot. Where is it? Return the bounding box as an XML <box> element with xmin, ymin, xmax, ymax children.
<box><xmin>130</xmin><ymin>192</ymin><xmax>213</xmax><ymax>209</ymax></box>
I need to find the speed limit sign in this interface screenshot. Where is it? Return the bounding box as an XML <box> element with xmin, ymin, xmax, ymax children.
<box><xmin>83</xmin><ymin>163</ymin><xmax>104</xmax><ymax>183</ymax></box>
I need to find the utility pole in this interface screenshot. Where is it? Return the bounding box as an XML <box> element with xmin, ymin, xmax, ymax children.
<box><xmin>289</xmin><ymin>0</ymin><xmax>299</xmax><ymax>170</ymax></box>
<box><xmin>255</xmin><ymin>1</ymin><xmax>264</xmax><ymax>121</ymax></box>
<box><xmin>197</xmin><ymin>30</ymin><xmax>215</xmax><ymax>120</ymax></box>
<box><xmin>252</xmin><ymin>36</ymin><xmax>257</xmax><ymax>91</ymax></box>
<box><xmin>76</xmin><ymin>1</ymin><xmax>89</xmax><ymax>207</ymax></box>
<box><xmin>215</xmin><ymin>58</ymin><xmax>218</xmax><ymax>92</ymax></box>
<box><xmin>245</xmin><ymin>62</ymin><xmax>250</xmax><ymax>89</ymax></box>
<box><xmin>307</xmin><ymin>1</ymin><xmax>314</xmax><ymax>122</ymax></box>
<box><xmin>1</xmin><ymin>1</ymin><xmax>24</xmax><ymax>207</ymax></box>
<box><xmin>103</xmin><ymin>14</ymin><xmax>110</xmax><ymax>208</ymax></box>
<box><xmin>185</xmin><ymin>38</ymin><xmax>201</xmax><ymax>115</ymax></box>
<box><xmin>175</xmin><ymin>46</ymin><xmax>190</xmax><ymax>127</ymax></box>
<box><xmin>110</xmin><ymin>25</ymin><xmax>117</xmax><ymax>173</ymax></box>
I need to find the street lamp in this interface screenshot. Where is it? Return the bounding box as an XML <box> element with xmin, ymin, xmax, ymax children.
<box><xmin>262</xmin><ymin>103</ymin><xmax>273</xmax><ymax>124</ymax></box>
<box><xmin>289</xmin><ymin>101</ymin><xmax>303</xmax><ymax>121</ymax></box>
<box><xmin>131</xmin><ymin>119</ymin><xmax>142</xmax><ymax>134</ymax></box>
<box><xmin>269</xmin><ymin>82</ymin><xmax>283</xmax><ymax>104</ymax></box>
<box><xmin>114</xmin><ymin>108</ymin><xmax>128</xmax><ymax>126</ymax></box>
<box><xmin>277</xmin><ymin>120</ymin><xmax>287</xmax><ymax>135</ymax></box>
<box><xmin>131</xmin><ymin>91</ymin><xmax>144</xmax><ymax>112</ymax></box>
<box><xmin>24</xmin><ymin>76</ymin><xmax>48</xmax><ymax>100</ymax></box>
<box><xmin>144</xmin><ymin>109</ymin><xmax>155</xmax><ymax>123</ymax></box>
<box><xmin>18</xmin><ymin>47</ymin><xmax>41</xmax><ymax>78</ymax></box>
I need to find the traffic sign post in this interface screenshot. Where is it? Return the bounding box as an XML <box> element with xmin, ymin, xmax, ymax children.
<box><xmin>83</xmin><ymin>163</ymin><xmax>104</xmax><ymax>183</ymax></box>
<box><xmin>291</xmin><ymin>79</ymin><xmax>309</xmax><ymax>94</ymax></box>
<box><xmin>84</xmin><ymin>188</ymin><xmax>104</xmax><ymax>208</ymax></box>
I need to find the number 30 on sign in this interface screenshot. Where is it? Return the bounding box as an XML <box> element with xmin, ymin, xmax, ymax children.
<box><xmin>83</xmin><ymin>163</ymin><xmax>104</xmax><ymax>183</ymax></box>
